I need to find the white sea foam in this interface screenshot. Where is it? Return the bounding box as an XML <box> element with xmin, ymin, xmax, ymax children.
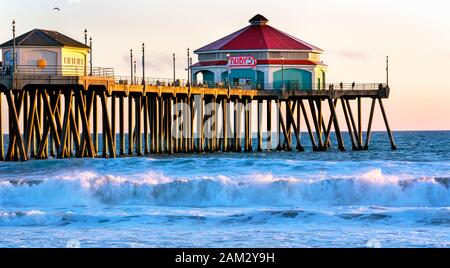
<box><xmin>0</xmin><ymin>169</ymin><xmax>449</xmax><ymax>208</ymax></box>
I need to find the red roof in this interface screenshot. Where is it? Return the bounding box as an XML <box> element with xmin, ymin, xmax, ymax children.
<box><xmin>195</xmin><ymin>15</ymin><xmax>322</xmax><ymax>53</ymax></box>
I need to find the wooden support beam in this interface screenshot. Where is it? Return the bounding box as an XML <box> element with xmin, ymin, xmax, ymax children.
<box><xmin>93</xmin><ymin>92</ymin><xmax>98</xmax><ymax>155</ymax></box>
<box><xmin>340</xmin><ymin>99</ymin><xmax>357</xmax><ymax>150</ymax></box>
<box><xmin>328</xmin><ymin>98</ymin><xmax>345</xmax><ymax>151</ymax></box>
<box><xmin>322</xmin><ymin>100</ymin><xmax>337</xmax><ymax>150</ymax></box>
<box><xmin>23</xmin><ymin>90</ymin><xmax>28</xmax><ymax>148</ymax></box>
<box><xmin>345</xmin><ymin>99</ymin><xmax>361</xmax><ymax>150</ymax></box>
<box><xmin>57</xmin><ymin>91</ymin><xmax>73</xmax><ymax>159</ymax></box>
<box><xmin>111</xmin><ymin>95</ymin><xmax>116</xmax><ymax>151</ymax></box>
<box><xmin>31</xmin><ymin>91</ymin><xmax>42</xmax><ymax>159</ymax></box>
<box><xmin>294</xmin><ymin>99</ymin><xmax>304</xmax><ymax>151</ymax></box>
<box><xmin>184</xmin><ymin>97</ymin><xmax>189</xmax><ymax>153</ymax></box>
<box><xmin>75</xmin><ymin>89</ymin><xmax>94</xmax><ymax>158</ymax></box>
<box><xmin>0</xmin><ymin>91</ymin><xmax>3</xmax><ymax>161</ymax></box>
<box><xmin>5</xmin><ymin>90</ymin><xmax>27</xmax><ymax>161</ymax></box>
<box><xmin>7</xmin><ymin>91</ymin><xmax>25</xmax><ymax>161</ymax></box>
<box><xmin>276</xmin><ymin>100</ymin><xmax>282</xmax><ymax>151</ymax></box>
<box><xmin>78</xmin><ymin>91</ymin><xmax>92</xmax><ymax>157</ymax></box>
<box><xmin>234</xmin><ymin>99</ymin><xmax>241</xmax><ymax>152</ymax></box>
<box><xmin>364</xmin><ymin>98</ymin><xmax>376</xmax><ymax>150</ymax></box>
<box><xmin>174</xmin><ymin>97</ymin><xmax>179</xmax><ymax>153</ymax></box>
<box><xmin>99</xmin><ymin>90</ymin><xmax>116</xmax><ymax>158</ymax></box>
<box><xmin>68</xmin><ymin>100</ymin><xmax>80</xmax><ymax>155</ymax></box>
<box><xmin>143</xmin><ymin>95</ymin><xmax>149</xmax><ymax>154</ymax></box>
<box><xmin>276</xmin><ymin>100</ymin><xmax>291</xmax><ymax>151</ymax></box>
<box><xmin>285</xmin><ymin>99</ymin><xmax>303</xmax><ymax>152</ymax></box>
<box><xmin>299</xmin><ymin>99</ymin><xmax>318</xmax><ymax>151</ymax></box>
<box><xmin>23</xmin><ymin>90</ymin><xmax>36</xmax><ymax>155</ymax></box>
<box><xmin>135</xmin><ymin>95</ymin><xmax>142</xmax><ymax>156</ymax></box>
<box><xmin>308</xmin><ymin>99</ymin><xmax>324</xmax><ymax>150</ymax></box>
<box><xmin>37</xmin><ymin>89</ymin><xmax>62</xmax><ymax>158</ymax></box>
<box><xmin>102</xmin><ymin>96</ymin><xmax>108</xmax><ymax>158</ymax></box>
<box><xmin>167</xmin><ymin>96</ymin><xmax>173</xmax><ymax>154</ymax></box>
<box><xmin>248</xmin><ymin>99</ymin><xmax>253</xmax><ymax>152</ymax></box>
<box><xmin>128</xmin><ymin>94</ymin><xmax>134</xmax><ymax>155</ymax></box>
<box><xmin>357</xmin><ymin>97</ymin><xmax>363</xmax><ymax>148</ymax></box>
<box><xmin>220</xmin><ymin>98</ymin><xmax>226</xmax><ymax>152</ymax></box>
<box><xmin>36</xmin><ymin>92</ymin><xmax>43</xmax><ymax>158</ymax></box>
<box><xmin>378</xmin><ymin>98</ymin><xmax>397</xmax><ymax>150</ymax></box>
<box><xmin>267</xmin><ymin>100</ymin><xmax>272</xmax><ymax>151</ymax></box>
<box><xmin>244</xmin><ymin>99</ymin><xmax>248</xmax><ymax>152</ymax></box>
<box><xmin>158</xmin><ymin>96</ymin><xmax>163</xmax><ymax>154</ymax></box>
<box><xmin>198</xmin><ymin>96</ymin><xmax>204</xmax><ymax>153</ymax></box>
<box><xmin>119</xmin><ymin>95</ymin><xmax>125</xmax><ymax>156</ymax></box>
<box><xmin>316</xmin><ymin>99</ymin><xmax>324</xmax><ymax>147</ymax></box>
<box><xmin>148</xmin><ymin>96</ymin><xmax>155</xmax><ymax>154</ymax></box>
<box><xmin>190</xmin><ymin>96</ymin><xmax>195</xmax><ymax>153</ymax></box>
<box><xmin>181</xmin><ymin>97</ymin><xmax>186</xmax><ymax>153</ymax></box>
<box><xmin>257</xmin><ymin>100</ymin><xmax>263</xmax><ymax>152</ymax></box>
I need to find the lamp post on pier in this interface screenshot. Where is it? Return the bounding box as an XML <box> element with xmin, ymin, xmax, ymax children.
<box><xmin>134</xmin><ymin>60</ymin><xmax>137</xmax><ymax>85</ymax></box>
<box><xmin>89</xmin><ymin>37</ymin><xmax>93</xmax><ymax>76</ymax></box>
<box><xmin>130</xmin><ymin>49</ymin><xmax>133</xmax><ymax>85</ymax></box>
<box><xmin>12</xmin><ymin>20</ymin><xmax>16</xmax><ymax>82</ymax></box>
<box><xmin>84</xmin><ymin>29</ymin><xmax>88</xmax><ymax>75</ymax></box>
<box><xmin>173</xmin><ymin>53</ymin><xmax>176</xmax><ymax>84</ymax></box>
<box><xmin>187</xmin><ymin>48</ymin><xmax>190</xmax><ymax>87</ymax></box>
<box><xmin>386</xmin><ymin>56</ymin><xmax>389</xmax><ymax>86</ymax></box>
<box><xmin>190</xmin><ymin>57</ymin><xmax>193</xmax><ymax>86</ymax></box>
<box><xmin>142</xmin><ymin>43</ymin><xmax>145</xmax><ymax>86</ymax></box>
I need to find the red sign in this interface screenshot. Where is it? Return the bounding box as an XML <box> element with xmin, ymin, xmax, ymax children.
<box><xmin>228</xmin><ymin>56</ymin><xmax>257</xmax><ymax>69</ymax></box>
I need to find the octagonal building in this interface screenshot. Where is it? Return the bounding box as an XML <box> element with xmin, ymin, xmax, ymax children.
<box><xmin>192</xmin><ymin>14</ymin><xmax>327</xmax><ymax>90</ymax></box>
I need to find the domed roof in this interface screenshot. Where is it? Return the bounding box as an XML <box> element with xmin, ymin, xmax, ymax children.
<box><xmin>195</xmin><ymin>15</ymin><xmax>322</xmax><ymax>53</ymax></box>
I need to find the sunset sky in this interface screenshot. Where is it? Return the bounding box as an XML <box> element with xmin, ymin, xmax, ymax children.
<box><xmin>1</xmin><ymin>0</ymin><xmax>449</xmax><ymax>131</ymax></box>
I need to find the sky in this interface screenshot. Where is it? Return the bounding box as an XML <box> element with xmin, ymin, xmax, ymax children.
<box><xmin>0</xmin><ymin>0</ymin><xmax>450</xmax><ymax>131</ymax></box>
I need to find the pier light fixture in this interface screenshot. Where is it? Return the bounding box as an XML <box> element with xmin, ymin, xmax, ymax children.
<box><xmin>386</xmin><ymin>56</ymin><xmax>389</xmax><ymax>86</ymax></box>
<box><xmin>134</xmin><ymin>60</ymin><xmax>137</xmax><ymax>85</ymax></box>
<box><xmin>89</xmin><ymin>37</ymin><xmax>93</xmax><ymax>76</ymax></box>
<box><xmin>130</xmin><ymin>49</ymin><xmax>133</xmax><ymax>85</ymax></box>
<box><xmin>190</xmin><ymin>57</ymin><xmax>193</xmax><ymax>86</ymax></box>
<box><xmin>12</xmin><ymin>20</ymin><xmax>16</xmax><ymax>77</ymax></box>
<box><xmin>187</xmin><ymin>48</ymin><xmax>190</xmax><ymax>86</ymax></box>
<box><xmin>142</xmin><ymin>43</ymin><xmax>145</xmax><ymax>86</ymax></box>
<box><xmin>173</xmin><ymin>53</ymin><xmax>176</xmax><ymax>84</ymax></box>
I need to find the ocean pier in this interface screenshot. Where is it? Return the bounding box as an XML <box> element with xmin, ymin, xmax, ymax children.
<box><xmin>0</xmin><ymin>15</ymin><xmax>398</xmax><ymax>162</ymax></box>
<box><xmin>0</xmin><ymin>72</ymin><xmax>396</xmax><ymax>162</ymax></box>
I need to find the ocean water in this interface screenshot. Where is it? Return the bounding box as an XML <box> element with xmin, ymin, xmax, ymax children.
<box><xmin>0</xmin><ymin>131</ymin><xmax>449</xmax><ymax>248</ymax></box>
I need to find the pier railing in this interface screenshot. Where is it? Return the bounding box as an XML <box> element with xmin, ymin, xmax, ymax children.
<box><xmin>115</xmin><ymin>76</ymin><xmax>385</xmax><ymax>91</ymax></box>
<box><xmin>0</xmin><ymin>65</ymin><xmax>114</xmax><ymax>77</ymax></box>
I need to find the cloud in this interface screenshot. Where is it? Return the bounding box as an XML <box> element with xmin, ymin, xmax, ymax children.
<box><xmin>332</xmin><ymin>49</ymin><xmax>370</xmax><ymax>60</ymax></box>
<box><xmin>67</xmin><ymin>0</ymin><xmax>81</xmax><ymax>4</ymax></box>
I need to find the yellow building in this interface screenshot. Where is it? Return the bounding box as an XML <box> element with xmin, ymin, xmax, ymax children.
<box><xmin>0</xmin><ymin>29</ymin><xmax>90</xmax><ymax>76</ymax></box>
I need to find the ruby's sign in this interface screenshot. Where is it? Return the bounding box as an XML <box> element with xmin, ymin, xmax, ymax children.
<box><xmin>228</xmin><ymin>56</ymin><xmax>257</xmax><ymax>69</ymax></box>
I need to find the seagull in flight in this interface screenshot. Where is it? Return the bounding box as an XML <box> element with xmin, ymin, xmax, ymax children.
<box><xmin>53</xmin><ymin>7</ymin><xmax>61</xmax><ymax>11</ymax></box>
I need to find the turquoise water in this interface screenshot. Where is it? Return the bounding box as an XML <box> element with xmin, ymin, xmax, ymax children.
<box><xmin>0</xmin><ymin>131</ymin><xmax>449</xmax><ymax>248</ymax></box>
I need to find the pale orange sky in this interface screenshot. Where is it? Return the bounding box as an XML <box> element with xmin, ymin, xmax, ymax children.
<box><xmin>1</xmin><ymin>0</ymin><xmax>450</xmax><ymax>131</ymax></box>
